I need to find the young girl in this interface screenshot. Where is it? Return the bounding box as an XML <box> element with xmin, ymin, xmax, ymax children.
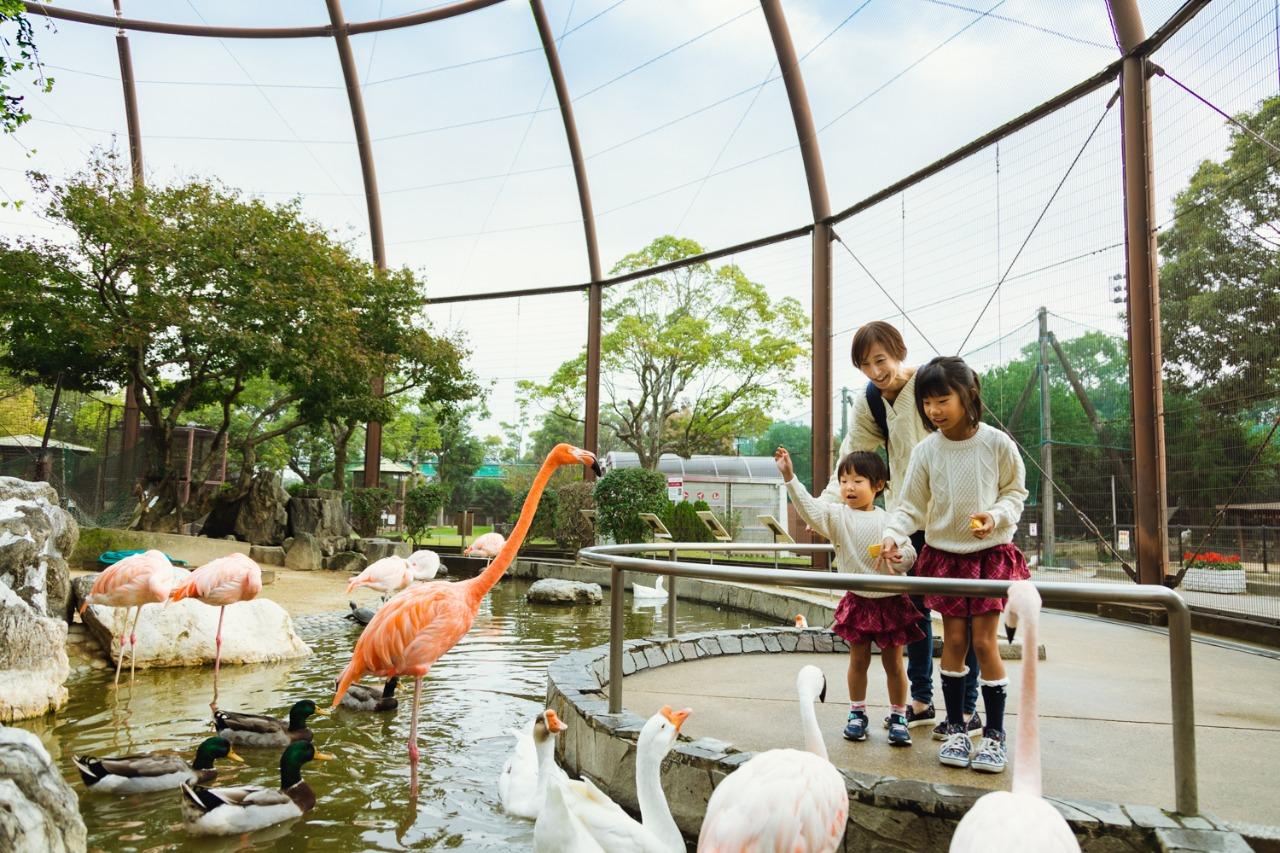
<box><xmin>879</xmin><ymin>356</ymin><xmax>1029</xmax><ymax>774</ymax></box>
<box><xmin>775</xmin><ymin>446</ymin><xmax>922</xmax><ymax>747</ymax></box>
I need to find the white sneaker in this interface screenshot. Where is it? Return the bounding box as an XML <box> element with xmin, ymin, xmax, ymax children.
<box><xmin>970</xmin><ymin>734</ymin><xmax>1007</xmax><ymax>773</ymax></box>
<box><xmin>938</xmin><ymin>728</ymin><xmax>973</xmax><ymax>768</ymax></box>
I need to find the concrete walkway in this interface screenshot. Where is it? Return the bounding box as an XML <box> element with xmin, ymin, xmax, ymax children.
<box><xmin>623</xmin><ymin>609</ymin><xmax>1280</xmax><ymax>827</ymax></box>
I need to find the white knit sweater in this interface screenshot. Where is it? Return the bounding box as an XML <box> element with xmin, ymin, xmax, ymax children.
<box><xmin>785</xmin><ymin>478</ymin><xmax>916</xmax><ymax>598</ymax></box>
<box><xmin>882</xmin><ymin>422</ymin><xmax>1028</xmax><ymax>554</ymax></box>
<box><xmin>820</xmin><ymin>372</ymin><xmax>932</xmax><ymax>513</ymax></box>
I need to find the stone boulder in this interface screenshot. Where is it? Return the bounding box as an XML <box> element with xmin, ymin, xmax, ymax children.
<box><xmin>323</xmin><ymin>551</ymin><xmax>367</xmax><ymax>573</ymax></box>
<box><xmin>284</xmin><ymin>532</ymin><xmax>322</xmax><ymax>571</ymax></box>
<box><xmin>357</xmin><ymin>538</ymin><xmax>411</xmax><ymax>562</ymax></box>
<box><xmin>0</xmin><ymin>585</ymin><xmax>70</xmax><ymax>722</ymax></box>
<box><xmin>288</xmin><ymin>488</ymin><xmax>352</xmax><ymax>543</ymax></box>
<box><xmin>0</xmin><ymin>726</ymin><xmax>86</xmax><ymax>853</ymax></box>
<box><xmin>249</xmin><ymin>544</ymin><xmax>286</xmax><ymax>566</ymax></box>
<box><xmin>0</xmin><ymin>477</ymin><xmax>78</xmax><ymax>618</ymax></box>
<box><xmin>234</xmin><ymin>471</ymin><xmax>290</xmax><ymax>545</ymax></box>
<box><xmin>78</xmin><ymin>573</ymin><xmax>310</xmax><ymax>668</ymax></box>
<box><xmin>526</xmin><ymin>578</ymin><xmax>603</xmax><ymax>605</ymax></box>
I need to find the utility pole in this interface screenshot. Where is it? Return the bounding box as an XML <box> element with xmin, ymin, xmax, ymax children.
<box><xmin>1038</xmin><ymin>307</ymin><xmax>1055</xmax><ymax>568</ymax></box>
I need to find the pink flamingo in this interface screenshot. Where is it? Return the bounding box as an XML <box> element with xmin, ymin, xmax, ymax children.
<box><xmin>78</xmin><ymin>549</ymin><xmax>175</xmax><ymax>688</ymax></box>
<box><xmin>407</xmin><ymin>548</ymin><xmax>441</xmax><ymax>581</ymax></box>
<box><xmin>463</xmin><ymin>531</ymin><xmax>506</xmax><ymax>565</ymax></box>
<box><xmin>333</xmin><ymin>444</ymin><xmax>600</xmax><ymax>794</ymax></box>
<box><xmin>170</xmin><ymin>553</ymin><xmax>263</xmax><ymax>709</ymax></box>
<box><xmin>949</xmin><ymin>581</ymin><xmax>1078</xmax><ymax>852</ymax></box>
<box><xmin>346</xmin><ymin>556</ymin><xmax>414</xmax><ymax>602</ymax></box>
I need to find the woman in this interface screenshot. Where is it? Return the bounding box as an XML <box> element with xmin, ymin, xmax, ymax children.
<box><xmin>820</xmin><ymin>321</ymin><xmax>981</xmax><ymax>740</ymax></box>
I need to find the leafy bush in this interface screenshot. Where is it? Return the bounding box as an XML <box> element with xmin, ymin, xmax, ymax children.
<box><xmin>349</xmin><ymin>486</ymin><xmax>393</xmax><ymax>537</ymax></box>
<box><xmin>1183</xmin><ymin>551</ymin><xmax>1243</xmax><ymax>571</ymax></box>
<box><xmin>403</xmin><ymin>482</ymin><xmax>446</xmax><ymax>544</ymax></box>
<box><xmin>594</xmin><ymin>468</ymin><xmax>668</xmax><ymax>544</ymax></box>
<box><xmin>472</xmin><ymin>479</ymin><xmax>515</xmax><ymax>524</ymax></box>
<box><xmin>660</xmin><ymin>499</ymin><xmax>713</xmax><ymax>543</ymax></box>
<box><xmin>554</xmin><ymin>481</ymin><xmax>596</xmax><ymax>553</ymax></box>
<box><xmin>512</xmin><ymin>484</ymin><xmax>559</xmax><ymax>543</ymax></box>
<box><xmin>286</xmin><ymin>482</ymin><xmax>306</xmax><ymax>497</ymax></box>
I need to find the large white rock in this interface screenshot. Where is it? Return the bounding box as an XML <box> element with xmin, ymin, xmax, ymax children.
<box><xmin>0</xmin><ymin>726</ymin><xmax>86</xmax><ymax>853</ymax></box>
<box><xmin>0</xmin><ymin>477</ymin><xmax>78</xmax><ymax>619</ymax></box>
<box><xmin>79</xmin><ymin>571</ymin><xmax>311</xmax><ymax>667</ymax></box>
<box><xmin>0</xmin><ymin>585</ymin><xmax>70</xmax><ymax>722</ymax></box>
<box><xmin>526</xmin><ymin>578</ymin><xmax>603</xmax><ymax>605</ymax></box>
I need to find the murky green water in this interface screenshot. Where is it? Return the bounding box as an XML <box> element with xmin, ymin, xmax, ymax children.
<box><xmin>19</xmin><ymin>577</ymin><xmax>758</xmax><ymax>852</ymax></box>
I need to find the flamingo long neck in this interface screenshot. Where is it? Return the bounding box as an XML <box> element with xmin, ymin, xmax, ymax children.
<box><xmin>635</xmin><ymin>738</ymin><xmax>683</xmax><ymax>852</ymax></box>
<box><xmin>800</xmin><ymin>692</ymin><xmax>827</xmax><ymax>760</ymax></box>
<box><xmin>1012</xmin><ymin>604</ymin><xmax>1042</xmax><ymax>798</ymax></box>
<box><xmin>465</xmin><ymin>454</ymin><xmax>562</xmax><ymax>608</ymax></box>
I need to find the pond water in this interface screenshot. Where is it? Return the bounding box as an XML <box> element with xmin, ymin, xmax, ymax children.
<box><xmin>19</xmin><ymin>577</ymin><xmax>762</xmax><ymax>851</ymax></box>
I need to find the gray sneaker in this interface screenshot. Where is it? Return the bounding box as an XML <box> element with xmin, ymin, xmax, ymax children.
<box><xmin>938</xmin><ymin>727</ymin><xmax>973</xmax><ymax>768</ymax></box>
<box><xmin>932</xmin><ymin>711</ymin><xmax>983</xmax><ymax>741</ymax></box>
<box><xmin>970</xmin><ymin>731</ymin><xmax>1007</xmax><ymax>773</ymax></box>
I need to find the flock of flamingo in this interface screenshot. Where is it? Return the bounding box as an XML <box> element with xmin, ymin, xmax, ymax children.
<box><xmin>72</xmin><ymin>443</ymin><xmax>1077</xmax><ymax>851</ymax></box>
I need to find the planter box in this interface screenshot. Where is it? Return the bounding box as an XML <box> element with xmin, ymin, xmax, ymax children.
<box><xmin>1182</xmin><ymin>566</ymin><xmax>1246</xmax><ymax>594</ymax></box>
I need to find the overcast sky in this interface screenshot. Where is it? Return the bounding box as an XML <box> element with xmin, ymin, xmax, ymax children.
<box><xmin>2</xmin><ymin>0</ymin><xmax>1270</xmax><ymax>445</ymax></box>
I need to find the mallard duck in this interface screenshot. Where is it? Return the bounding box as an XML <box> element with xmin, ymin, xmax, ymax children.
<box><xmin>334</xmin><ymin>676</ymin><xmax>399</xmax><ymax>712</ymax></box>
<box><xmin>73</xmin><ymin>736</ymin><xmax>242</xmax><ymax>794</ymax></box>
<box><xmin>214</xmin><ymin>700</ymin><xmax>328</xmax><ymax>748</ymax></box>
<box><xmin>180</xmin><ymin>740</ymin><xmax>332</xmax><ymax>836</ymax></box>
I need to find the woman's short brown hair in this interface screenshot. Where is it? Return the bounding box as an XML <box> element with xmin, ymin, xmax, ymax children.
<box><xmin>851</xmin><ymin>321</ymin><xmax>908</xmax><ymax>367</ymax></box>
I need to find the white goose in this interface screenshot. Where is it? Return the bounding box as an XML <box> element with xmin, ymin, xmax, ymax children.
<box><xmin>698</xmin><ymin>665</ymin><xmax>848</xmax><ymax>852</ymax></box>
<box><xmin>949</xmin><ymin>581</ymin><xmax>1079</xmax><ymax>852</ymax></box>
<box><xmin>535</xmin><ymin>706</ymin><xmax>690</xmax><ymax>853</ymax></box>
<box><xmin>631</xmin><ymin>575</ymin><xmax>666</xmax><ymax>599</ymax></box>
<box><xmin>500</xmin><ymin>709</ymin><xmax>568</xmax><ymax>819</ymax></box>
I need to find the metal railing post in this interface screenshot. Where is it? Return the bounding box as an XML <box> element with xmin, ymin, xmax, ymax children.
<box><xmin>1165</xmin><ymin>596</ymin><xmax>1198</xmax><ymax>815</ymax></box>
<box><xmin>608</xmin><ymin>566</ymin><xmax>624</xmax><ymax>713</ymax></box>
<box><xmin>666</xmin><ymin>548</ymin><xmax>677</xmax><ymax>637</ymax></box>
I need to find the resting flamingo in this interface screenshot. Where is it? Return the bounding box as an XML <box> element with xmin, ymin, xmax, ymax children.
<box><xmin>170</xmin><ymin>553</ymin><xmax>263</xmax><ymax>709</ymax></box>
<box><xmin>78</xmin><ymin>549</ymin><xmax>175</xmax><ymax>688</ymax></box>
<box><xmin>346</xmin><ymin>556</ymin><xmax>414</xmax><ymax>602</ymax></box>
<box><xmin>793</xmin><ymin>614</ymin><xmax>809</xmax><ymax>629</ymax></box>
<box><xmin>949</xmin><ymin>581</ymin><xmax>1079</xmax><ymax>852</ymax></box>
<box><xmin>407</xmin><ymin>548</ymin><xmax>441</xmax><ymax>581</ymax></box>
<box><xmin>463</xmin><ymin>531</ymin><xmax>506</xmax><ymax>565</ymax></box>
<box><xmin>698</xmin><ymin>665</ymin><xmax>848</xmax><ymax>852</ymax></box>
<box><xmin>332</xmin><ymin>444</ymin><xmax>601</xmax><ymax>794</ymax></box>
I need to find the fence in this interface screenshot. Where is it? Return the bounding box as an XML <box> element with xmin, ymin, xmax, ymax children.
<box><xmin>579</xmin><ymin>540</ymin><xmax>1200</xmax><ymax>816</ymax></box>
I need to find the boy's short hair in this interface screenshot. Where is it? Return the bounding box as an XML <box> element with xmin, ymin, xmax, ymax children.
<box><xmin>851</xmin><ymin>321</ymin><xmax>908</xmax><ymax>367</ymax></box>
<box><xmin>836</xmin><ymin>451</ymin><xmax>888</xmax><ymax>493</ymax></box>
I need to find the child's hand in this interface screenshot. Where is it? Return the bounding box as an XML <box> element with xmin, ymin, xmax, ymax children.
<box><xmin>970</xmin><ymin>513</ymin><xmax>994</xmax><ymax>539</ymax></box>
<box><xmin>878</xmin><ymin>536</ymin><xmax>902</xmax><ymax>567</ymax></box>
<box><xmin>774</xmin><ymin>446</ymin><xmax>794</xmax><ymax>482</ymax></box>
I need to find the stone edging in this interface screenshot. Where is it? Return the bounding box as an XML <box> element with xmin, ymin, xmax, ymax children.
<box><xmin>544</xmin><ymin>625</ymin><xmax>1252</xmax><ymax>853</ymax></box>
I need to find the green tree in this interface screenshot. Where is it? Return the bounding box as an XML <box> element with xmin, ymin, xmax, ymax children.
<box><xmin>522</xmin><ymin>236</ymin><xmax>809</xmax><ymax>469</ymax></box>
<box><xmin>0</xmin><ymin>4</ymin><xmax>52</xmax><ymax>136</ymax></box>
<box><xmin>471</xmin><ymin>479</ymin><xmax>515</xmax><ymax>525</ymax></box>
<box><xmin>349</xmin><ymin>486</ymin><xmax>392</xmax><ymax>537</ymax></box>
<box><xmin>594</xmin><ymin>467</ymin><xmax>668</xmax><ymax>544</ymax></box>
<box><xmin>750</xmin><ymin>422</ymin><xmax>812</xmax><ymax>491</ymax></box>
<box><xmin>403</xmin><ymin>482</ymin><xmax>446</xmax><ymax>544</ymax></box>
<box><xmin>1160</xmin><ymin>94</ymin><xmax>1280</xmax><ymax>407</ymax></box>
<box><xmin>553</xmin><ymin>481</ymin><xmax>596</xmax><ymax>552</ymax></box>
<box><xmin>427</xmin><ymin>402</ymin><xmax>486</xmax><ymax>513</ymax></box>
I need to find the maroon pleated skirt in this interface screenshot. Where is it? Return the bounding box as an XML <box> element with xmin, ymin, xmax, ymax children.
<box><xmin>915</xmin><ymin>542</ymin><xmax>1030</xmax><ymax>617</ymax></box>
<box><xmin>832</xmin><ymin>592</ymin><xmax>924</xmax><ymax>649</ymax></box>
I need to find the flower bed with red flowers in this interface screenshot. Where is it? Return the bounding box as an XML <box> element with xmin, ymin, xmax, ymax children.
<box><xmin>1183</xmin><ymin>551</ymin><xmax>1244</xmax><ymax>571</ymax></box>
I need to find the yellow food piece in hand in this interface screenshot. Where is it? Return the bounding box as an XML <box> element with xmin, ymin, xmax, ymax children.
<box><xmin>867</xmin><ymin>543</ymin><xmax>882</xmax><ymax>558</ymax></box>
<box><xmin>969</xmin><ymin>517</ymin><xmax>983</xmax><ymax>530</ymax></box>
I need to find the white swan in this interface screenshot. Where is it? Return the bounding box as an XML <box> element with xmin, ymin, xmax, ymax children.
<box><xmin>407</xmin><ymin>548</ymin><xmax>441</xmax><ymax>582</ymax></box>
<box><xmin>632</xmin><ymin>575</ymin><xmax>666</xmax><ymax>599</ymax></box>
<box><xmin>949</xmin><ymin>582</ymin><xmax>1079</xmax><ymax>852</ymax></box>
<box><xmin>535</xmin><ymin>706</ymin><xmax>690</xmax><ymax>853</ymax></box>
<box><xmin>698</xmin><ymin>665</ymin><xmax>848</xmax><ymax>852</ymax></box>
<box><xmin>500</xmin><ymin>709</ymin><xmax>568</xmax><ymax>819</ymax></box>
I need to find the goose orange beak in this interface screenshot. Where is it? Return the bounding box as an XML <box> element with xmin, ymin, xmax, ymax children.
<box><xmin>660</xmin><ymin>705</ymin><xmax>691</xmax><ymax>731</ymax></box>
<box><xmin>544</xmin><ymin>710</ymin><xmax>568</xmax><ymax>733</ymax></box>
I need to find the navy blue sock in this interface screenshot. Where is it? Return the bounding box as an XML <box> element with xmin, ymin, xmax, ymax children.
<box><xmin>980</xmin><ymin>678</ymin><xmax>1009</xmax><ymax>736</ymax></box>
<box><xmin>940</xmin><ymin>668</ymin><xmax>968</xmax><ymax>727</ymax></box>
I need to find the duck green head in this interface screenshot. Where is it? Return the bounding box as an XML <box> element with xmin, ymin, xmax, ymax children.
<box><xmin>287</xmin><ymin>699</ymin><xmax>329</xmax><ymax>730</ymax></box>
<box><xmin>193</xmin><ymin>736</ymin><xmax>243</xmax><ymax>770</ymax></box>
<box><xmin>279</xmin><ymin>740</ymin><xmax>334</xmax><ymax>789</ymax></box>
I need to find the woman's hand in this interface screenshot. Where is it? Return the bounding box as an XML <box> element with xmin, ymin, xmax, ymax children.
<box><xmin>774</xmin><ymin>446</ymin><xmax>794</xmax><ymax>482</ymax></box>
<box><xmin>970</xmin><ymin>513</ymin><xmax>994</xmax><ymax>539</ymax></box>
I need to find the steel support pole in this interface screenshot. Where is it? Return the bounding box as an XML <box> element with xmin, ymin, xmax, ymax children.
<box><xmin>113</xmin><ymin>2</ymin><xmax>144</xmax><ymax>480</ymax></box>
<box><xmin>760</xmin><ymin>0</ymin><xmax>832</xmax><ymax>570</ymax></box>
<box><xmin>1038</xmin><ymin>307</ymin><xmax>1055</xmax><ymax>567</ymax></box>
<box><xmin>529</xmin><ymin>0</ymin><xmax>604</xmax><ymax>478</ymax></box>
<box><xmin>325</xmin><ymin>0</ymin><xmax>389</xmax><ymax>489</ymax></box>
<box><xmin>666</xmin><ymin>548</ymin><xmax>677</xmax><ymax>637</ymax></box>
<box><xmin>608</xmin><ymin>567</ymin><xmax>624</xmax><ymax>713</ymax></box>
<box><xmin>1108</xmin><ymin>0</ymin><xmax>1169</xmax><ymax>585</ymax></box>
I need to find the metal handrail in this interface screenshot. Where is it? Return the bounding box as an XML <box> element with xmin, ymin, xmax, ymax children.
<box><xmin>577</xmin><ymin>541</ymin><xmax>1198</xmax><ymax>816</ymax></box>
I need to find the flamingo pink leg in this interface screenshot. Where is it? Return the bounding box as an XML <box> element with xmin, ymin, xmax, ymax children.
<box><xmin>112</xmin><ymin>606</ymin><xmax>135</xmax><ymax>688</ymax></box>
<box><xmin>409</xmin><ymin>676</ymin><xmax>423</xmax><ymax>795</ymax></box>
<box><xmin>127</xmin><ymin>606</ymin><xmax>143</xmax><ymax>687</ymax></box>
<box><xmin>211</xmin><ymin>605</ymin><xmax>226</xmax><ymax>709</ymax></box>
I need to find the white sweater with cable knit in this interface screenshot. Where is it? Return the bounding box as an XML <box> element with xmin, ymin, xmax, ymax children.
<box><xmin>882</xmin><ymin>422</ymin><xmax>1028</xmax><ymax>554</ymax></box>
<box><xmin>784</xmin><ymin>478</ymin><xmax>916</xmax><ymax>598</ymax></box>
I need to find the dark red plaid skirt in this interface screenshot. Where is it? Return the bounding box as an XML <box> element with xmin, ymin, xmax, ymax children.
<box><xmin>915</xmin><ymin>542</ymin><xmax>1030</xmax><ymax>617</ymax></box>
<box><xmin>832</xmin><ymin>592</ymin><xmax>924</xmax><ymax>649</ymax></box>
